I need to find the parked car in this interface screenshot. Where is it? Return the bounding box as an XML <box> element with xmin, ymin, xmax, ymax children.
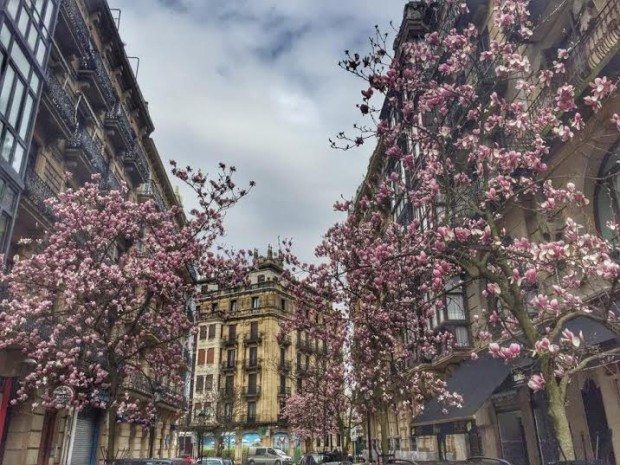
<box><xmin>247</xmin><ymin>447</ymin><xmax>292</xmax><ymax>465</ymax></box>
<box><xmin>197</xmin><ymin>458</ymin><xmax>234</xmax><ymax>465</ymax></box>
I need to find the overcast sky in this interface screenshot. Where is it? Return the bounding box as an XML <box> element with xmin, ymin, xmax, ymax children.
<box><xmin>112</xmin><ymin>0</ymin><xmax>404</xmax><ymax>262</ymax></box>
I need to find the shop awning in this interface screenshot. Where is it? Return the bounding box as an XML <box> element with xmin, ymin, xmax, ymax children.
<box><xmin>565</xmin><ymin>316</ymin><xmax>617</xmax><ymax>346</ymax></box>
<box><xmin>412</xmin><ymin>354</ymin><xmax>511</xmax><ymax>427</ymax></box>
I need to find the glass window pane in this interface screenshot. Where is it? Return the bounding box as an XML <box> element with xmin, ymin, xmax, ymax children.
<box><xmin>1</xmin><ymin>184</ymin><xmax>15</xmax><ymax>211</ymax></box>
<box><xmin>17</xmin><ymin>8</ymin><xmax>30</xmax><ymax>37</ymax></box>
<box><xmin>43</xmin><ymin>1</ymin><xmax>55</xmax><ymax>29</ymax></box>
<box><xmin>11</xmin><ymin>141</ymin><xmax>24</xmax><ymax>173</ymax></box>
<box><xmin>0</xmin><ymin>25</ymin><xmax>12</xmax><ymax>49</ymax></box>
<box><xmin>27</xmin><ymin>24</ymin><xmax>38</xmax><ymax>51</ymax></box>
<box><xmin>0</xmin><ymin>67</ymin><xmax>16</xmax><ymax>116</ymax></box>
<box><xmin>11</xmin><ymin>43</ymin><xmax>30</xmax><ymax>77</ymax></box>
<box><xmin>35</xmin><ymin>41</ymin><xmax>46</xmax><ymax>66</ymax></box>
<box><xmin>29</xmin><ymin>72</ymin><xmax>40</xmax><ymax>94</ymax></box>
<box><xmin>7</xmin><ymin>0</ymin><xmax>19</xmax><ymax>20</ymax></box>
<box><xmin>0</xmin><ymin>213</ymin><xmax>9</xmax><ymax>250</ymax></box>
<box><xmin>8</xmin><ymin>78</ymin><xmax>25</xmax><ymax>127</ymax></box>
<box><xmin>18</xmin><ymin>93</ymin><xmax>33</xmax><ymax>139</ymax></box>
<box><xmin>1</xmin><ymin>131</ymin><xmax>14</xmax><ymax>162</ymax></box>
<box><xmin>447</xmin><ymin>294</ymin><xmax>465</xmax><ymax>320</ymax></box>
<box><xmin>34</xmin><ymin>0</ymin><xmax>45</xmax><ymax>17</ymax></box>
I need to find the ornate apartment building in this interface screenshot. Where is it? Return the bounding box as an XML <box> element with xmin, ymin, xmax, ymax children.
<box><xmin>187</xmin><ymin>248</ymin><xmax>339</xmax><ymax>461</ymax></box>
<box><xmin>0</xmin><ymin>0</ymin><xmax>185</xmax><ymax>464</ymax></box>
<box><xmin>357</xmin><ymin>1</ymin><xmax>619</xmax><ymax>464</ymax></box>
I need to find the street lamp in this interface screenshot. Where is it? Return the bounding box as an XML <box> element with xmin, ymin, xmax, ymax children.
<box><xmin>196</xmin><ymin>405</ymin><xmax>214</xmax><ymax>460</ymax></box>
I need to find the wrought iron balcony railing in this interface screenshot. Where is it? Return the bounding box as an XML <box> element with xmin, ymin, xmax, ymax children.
<box><xmin>242</xmin><ymin>385</ymin><xmax>261</xmax><ymax>398</ymax></box>
<box><xmin>221</xmin><ymin>360</ymin><xmax>236</xmax><ymax>372</ymax></box>
<box><xmin>24</xmin><ymin>167</ymin><xmax>56</xmax><ymax>219</ymax></box>
<box><xmin>244</xmin><ymin>358</ymin><xmax>261</xmax><ymax>371</ymax></box>
<box><xmin>60</xmin><ymin>0</ymin><xmax>91</xmax><ymax>56</ymax></box>
<box><xmin>223</xmin><ymin>335</ymin><xmax>237</xmax><ymax>347</ymax></box>
<box><xmin>243</xmin><ymin>332</ymin><xmax>264</xmax><ymax>346</ymax></box>
<box><xmin>122</xmin><ymin>144</ymin><xmax>150</xmax><ymax>185</ymax></box>
<box><xmin>139</xmin><ymin>179</ymin><xmax>167</xmax><ymax>212</ymax></box>
<box><xmin>66</xmin><ymin>128</ymin><xmax>107</xmax><ymax>175</ymax></box>
<box><xmin>219</xmin><ymin>387</ymin><xmax>235</xmax><ymax>399</ymax></box>
<box><xmin>105</xmin><ymin>102</ymin><xmax>135</xmax><ymax>150</ymax></box>
<box><xmin>45</xmin><ymin>72</ymin><xmax>77</xmax><ymax>131</ymax></box>
<box><xmin>78</xmin><ymin>50</ymin><xmax>116</xmax><ymax>109</ymax></box>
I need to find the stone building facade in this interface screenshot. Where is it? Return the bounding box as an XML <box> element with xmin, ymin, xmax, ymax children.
<box><xmin>357</xmin><ymin>1</ymin><xmax>619</xmax><ymax>464</ymax></box>
<box><xmin>187</xmin><ymin>248</ymin><xmax>341</xmax><ymax>461</ymax></box>
<box><xmin>0</xmin><ymin>0</ymin><xmax>186</xmax><ymax>464</ymax></box>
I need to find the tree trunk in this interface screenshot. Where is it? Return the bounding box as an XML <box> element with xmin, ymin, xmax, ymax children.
<box><xmin>546</xmin><ymin>377</ymin><xmax>576</xmax><ymax>461</ymax></box>
<box><xmin>106</xmin><ymin>407</ymin><xmax>118</xmax><ymax>462</ymax></box>
<box><xmin>379</xmin><ymin>409</ymin><xmax>390</xmax><ymax>464</ymax></box>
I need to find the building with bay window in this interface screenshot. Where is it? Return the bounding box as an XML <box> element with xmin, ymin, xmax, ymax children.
<box><xmin>0</xmin><ymin>1</ymin><xmax>186</xmax><ymax>464</ymax></box>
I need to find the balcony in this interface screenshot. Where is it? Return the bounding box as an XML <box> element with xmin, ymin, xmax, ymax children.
<box><xmin>243</xmin><ymin>332</ymin><xmax>264</xmax><ymax>346</ymax></box>
<box><xmin>59</xmin><ymin>0</ymin><xmax>92</xmax><ymax>57</ymax></box>
<box><xmin>530</xmin><ymin>0</ymin><xmax>619</xmax><ymax>116</ymax></box>
<box><xmin>124</xmin><ymin>371</ymin><xmax>184</xmax><ymax>409</ymax></box>
<box><xmin>24</xmin><ymin>167</ymin><xmax>56</xmax><ymax>220</ymax></box>
<box><xmin>242</xmin><ymin>386</ymin><xmax>261</xmax><ymax>398</ymax></box>
<box><xmin>103</xmin><ymin>171</ymin><xmax>122</xmax><ymax>192</ymax></box>
<box><xmin>278</xmin><ymin>361</ymin><xmax>292</xmax><ymax>374</ymax></box>
<box><xmin>66</xmin><ymin>128</ymin><xmax>107</xmax><ymax>175</ymax></box>
<box><xmin>245</xmin><ymin>415</ymin><xmax>260</xmax><ymax>425</ymax></box>
<box><xmin>219</xmin><ymin>387</ymin><xmax>235</xmax><ymax>399</ymax></box>
<box><xmin>122</xmin><ymin>144</ymin><xmax>150</xmax><ymax>185</ymax></box>
<box><xmin>138</xmin><ymin>179</ymin><xmax>167</xmax><ymax>211</ymax></box>
<box><xmin>104</xmin><ymin>102</ymin><xmax>135</xmax><ymax>151</ymax></box>
<box><xmin>277</xmin><ymin>386</ymin><xmax>291</xmax><ymax>398</ymax></box>
<box><xmin>223</xmin><ymin>335</ymin><xmax>237</xmax><ymax>347</ymax></box>
<box><xmin>244</xmin><ymin>358</ymin><xmax>262</xmax><ymax>372</ymax></box>
<box><xmin>295</xmin><ymin>338</ymin><xmax>312</xmax><ymax>353</ymax></box>
<box><xmin>221</xmin><ymin>361</ymin><xmax>236</xmax><ymax>373</ymax></box>
<box><xmin>77</xmin><ymin>50</ymin><xmax>116</xmax><ymax>109</ymax></box>
<box><xmin>44</xmin><ymin>72</ymin><xmax>77</xmax><ymax>133</ymax></box>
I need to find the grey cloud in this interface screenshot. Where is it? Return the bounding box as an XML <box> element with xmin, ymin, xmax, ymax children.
<box><xmin>111</xmin><ymin>0</ymin><xmax>404</xmax><ymax>262</ymax></box>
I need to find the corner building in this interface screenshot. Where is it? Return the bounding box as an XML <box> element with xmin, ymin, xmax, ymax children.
<box><xmin>189</xmin><ymin>248</ymin><xmax>342</xmax><ymax>462</ymax></box>
<box><xmin>0</xmin><ymin>0</ymin><xmax>186</xmax><ymax>464</ymax></box>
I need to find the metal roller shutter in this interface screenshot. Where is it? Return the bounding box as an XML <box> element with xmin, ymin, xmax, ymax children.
<box><xmin>70</xmin><ymin>407</ymin><xmax>97</xmax><ymax>465</ymax></box>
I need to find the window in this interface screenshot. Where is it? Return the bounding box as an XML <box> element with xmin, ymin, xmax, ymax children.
<box><xmin>211</xmin><ymin>302</ymin><xmax>218</xmax><ymax>313</ymax></box>
<box><xmin>248</xmin><ymin>373</ymin><xmax>257</xmax><ymax>392</ymax></box>
<box><xmin>228</xmin><ymin>325</ymin><xmax>236</xmax><ymax>339</ymax></box>
<box><xmin>249</xmin><ymin>347</ymin><xmax>258</xmax><ymax>365</ymax></box>
<box><xmin>206</xmin><ymin>348</ymin><xmax>214</xmax><ymax>364</ymax></box>
<box><xmin>258</xmin><ymin>274</ymin><xmax>265</xmax><ymax>283</ymax></box>
<box><xmin>250</xmin><ymin>321</ymin><xmax>258</xmax><ymax>338</ymax></box>
<box><xmin>196</xmin><ymin>375</ymin><xmax>205</xmax><ymax>393</ymax></box>
<box><xmin>280</xmin><ymin>298</ymin><xmax>286</xmax><ymax>310</ymax></box>
<box><xmin>230</xmin><ymin>300</ymin><xmax>238</xmax><ymax>312</ymax></box>
<box><xmin>595</xmin><ymin>146</ymin><xmax>620</xmax><ymax>245</ymax></box>
<box><xmin>247</xmin><ymin>402</ymin><xmax>256</xmax><ymax>421</ymax></box>
<box><xmin>197</xmin><ymin>349</ymin><xmax>206</xmax><ymax>365</ymax></box>
<box><xmin>454</xmin><ymin>326</ymin><xmax>470</xmax><ymax>347</ymax></box>
<box><xmin>227</xmin><ymin>350</ymin><xmax>235</xmax><ymax>365</ymax></box>
<box><xmin>205</xmin><ymin>374</ymin><xmax>213</xmax><ymax>391</ymax></box>
<box><xmin>199</xmin><ymin>326</ymin><xmax>207</xmax><ymax>340</ymax></box>
<box><xmin>280</xmin><ymin>347</ymin><xmax>286</xmax><ymax>364</ymax></box>
<box><xmin>6</xmin><ymin>0</ymin><xmax>56</xmax><ymax>66</ymax></box>
<box><xmin>251</xmin><ymin>296</ymin><xmax>260</xmax><ymax>309</ymax></box>
<box><xmin>224</xmin><ymin>403</ymin><xmax>232</xmax><ymax>420</ymax></box>
<box><xmin>446</xmin><ymin>281</ymin><xmax>466</xmax><ymax>321</ymax></box>
<box><xmin>208</xmin><ymin>324</ymin><xmax>216</xmax><ymax>339</ymax></box>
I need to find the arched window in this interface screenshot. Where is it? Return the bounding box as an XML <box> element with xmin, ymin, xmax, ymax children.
<box><xmin>595</xmin><ymin>145</ymin><xmax>620</xmax><ymax>245</ymax></box>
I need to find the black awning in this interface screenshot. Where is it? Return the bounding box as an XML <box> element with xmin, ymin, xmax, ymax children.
<box><xmin>412</xmin><ymin>354</ymin><xmax>511</xmax><ymax>427</ymax></box>
<box><xmin>565</xmin><ymin>316</ymin><xmax>617</xmax><ymax>346</ymax></box>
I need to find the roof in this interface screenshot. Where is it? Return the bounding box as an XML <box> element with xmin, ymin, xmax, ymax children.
<box><xmin>412</xmin><ymin>354</ymin><xmax>511</xmax><ymax>426</ymax></box>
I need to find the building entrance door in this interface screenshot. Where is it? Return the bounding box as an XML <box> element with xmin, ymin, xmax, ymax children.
<box><xmin>497</xmin><ymin>410</ymin><xmax>529</xmax><ymax>465</ymax></box>
<box><xmin>581</xmin><ymin>378</ymin><xmax>615</xmax><ymax>464</ymax></box>
<box><xmin>69</xmin><ymin>407</ymin><xmax>100</xmax><ymax>465</ymax></box>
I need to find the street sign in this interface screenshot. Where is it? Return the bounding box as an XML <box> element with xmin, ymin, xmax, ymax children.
<box><xmin>52</xmin><ymin>385</ymin><xmax>74</xmax><ymax>405</ymax></box>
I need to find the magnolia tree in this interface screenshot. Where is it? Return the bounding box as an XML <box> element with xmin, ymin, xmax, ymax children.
<box><xmin>0</xmin><ymin>163</ymin><xmax>252</xmax><ymax>460</ymax></box>
<box><xmin>286</xmin><ymin>0</ymin><xmax>619</xmax><ymax>461</ymax></box>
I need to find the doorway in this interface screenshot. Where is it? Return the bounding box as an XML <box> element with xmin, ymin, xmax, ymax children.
<box><xmin>497</xmin><ymin>410</ymin><xmax>530</xmax><ymax>465</ymax></box>
<box><xmin>581</xmin><ymin>378</ymin><xmax>615</xmax><ymax>465</ymax></box>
